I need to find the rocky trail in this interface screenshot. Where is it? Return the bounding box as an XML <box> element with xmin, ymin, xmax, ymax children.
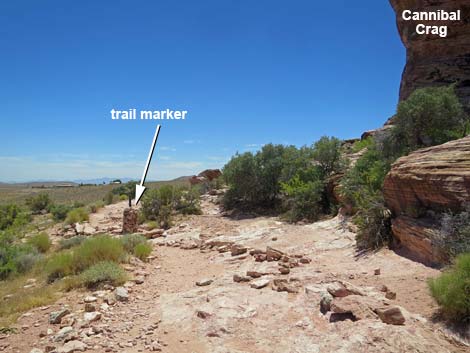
<box><xmin>2</xmin><ymin>196</ymin><xmax>468</xmax><ymax>353</ymax></box>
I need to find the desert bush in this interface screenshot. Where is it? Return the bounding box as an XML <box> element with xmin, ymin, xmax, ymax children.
<box><xmin>352</xmin><ymin>137</ymin><xmax>373</xmax><ymax>153</ymax></box>
<box><xmin>146</xmin><ymin>221</ymin><xmax>158</xmax><ymax>230</ymax></box>
<box><xmin>281</xmin><ymin>173</ymin><xmax>324</xmax><ymax>222</ymax></box>
<box><xmin>341</xmin><ymin>142</ymin><xmax>393</xmax><ymax>249</ymax></box>
<box><xmin>25</xmin><ymin>193</ymin><xmax>53</xmax><ymax>214</ymax></box>
<box><xmin>71</xmin><ymin>235</ymin><xmax>124</xmax><ymax>272</ymax></box>
<box><xmin>393</xmin><ymin>85</ymin><xmax>467</xmax><ymax>152</ymax></box>
<box><xmin>45</xmin><ymin>252</ymin><xmax>74</xmax><ymax>282</ymax></box>
<box><xmin>89</xmin><ymin>201</ymin><xmax>105</xmax><ymax>213</ymax></box>
<box><xmin>133</xmin><ymin>243</ymin><xmax>152</xmax><ymax>261</ymax></box>
<box><xmin>175</xmin><ymin>187</ymin><xmax>202</xmax><ymax>215</ymax></box>
<box><xmin>80</xmin><ymin>261</ymin><xmax>127</xmax><ymax>288</ymax></box>
<box><xmin>120</xmin><ymin>234</ymin><xmax>147</xmax><ymax>253</ymax></box>
<box><xmin>104</xmin><ymin>192</ymin><xmax>115</xmax><ymax>205</ymax></box>
<box><xmin>312</xmin><ymin>136</ymin><xmax>344</xmax><ymax>177</ymax></box>
<box><xmin>27</xmin><ymin>233</ymin><xmax>51</xmax><ymax>253</ymax></box>
<box><xmin>65</xmin><ymin>207</ymin><xmax>89</xmax><ymax>225</ymax></box>
<box><xmin>50</xmin><ymin>204</ymin><xmax>73</xmax><ymax>221</ymax></box>
<box><xmin>436</xmin><ymin>204</ymin><xmax>470</xmax><ymax>260</ymax></box>
<box><xmin>140</xmin><ymin>185</ymin><xmax>177</xmax><ymax>228</ymax></box>
<box><xmin>428</xmin><ymin>253</ymin><xmax>470</xmax><ymax>322</ymax></box>
<box><xmin>13</xmin><ymin>252</ymin><xmax>43</xmax><ymax>274</ymax></box>
<box><xmin>0</xmin><ymin>204</ymin><xmax>31</xmax><ymax>231</ymax></box>
<box><xmin>58</xmin><ymin>236</ymin><xmax>86</xmax><ymax>250</ymax></box>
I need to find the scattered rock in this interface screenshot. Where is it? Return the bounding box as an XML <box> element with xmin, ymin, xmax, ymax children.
<box><xmin>319</xmin><ymin>291</ymin><xmax>333</xmax><ymax>314</ymax></box>
<box><xmin>83</xmin><ymin>296</ymin><xmax>97</xmax><ymax>303</ymax></box>
<box><xmin>266</xmin><ymin>247</ymin><xmax>283</xmax><ymax>261</ymax></box>
<box><xmin>250</xmin><ymin>279</ymin><xmax>270</xmax><ymax>289</ymax></box>
<box><xmin>54</xmin><ymin>326</ymin><xmax>74</xmax><ymax>342</ymax></box>
<box><xmin>29</xmin><ymin>348</ymin><xmax>44</xmax><ymax>353</ymax></box>
<box><xmin>330</xmin><ymin>296</ymin><xmax>377</xmax><ymax>321</ymax></box>
<box><xmin>84</xmin><ymin>303</ymin><xmax>95</xmax><ymax>312</ymax></box>
<box><xmin>374</xmin><ymin>268</ymin><xmax>381</xmax><ymax>276</ymax></box>
<box><xmin>272</xmin><ymin>279</ymin><xmax>298</xmax><ymax>293</ymax></box>
<box><xmin>246</xmin><ymin>270</ymin><xmax>263</xmax><ymax>278</ymax></box>
<box><xmin>326</xmin><ymin>282</ymin><xmax>350</xmax><ymax>298</ymax></box>
<box><xmin>114</xmin><ymin>287</ymin><xmax>129</xmax><ymax>302</ymax></box>
<box><xmin>233</xmin><ymin>274</ymin><xmax>251</xmax><ymax>283</ymax></box>
<box><xmin>196</xmin><ymin>279</ymin><xmax>213</xmax><ymax>286</ymax></box>
<box><xmin>49</xmin><ymin>309</ymin><xmax>70</xmax><ymax>324</ymax></box>
<box><xmin>230</xmin><ymin>244</ymin><xmax>248</xmax><ymax>256</ymax></box>
<box><xmin>375</xmin><ymin>306</ymin><xmax>406</xmax><ymax>325</ymax></box>
<box><xmin>196</xmin><ymin>310</ymin><xmax>212</xmax><ymax>319</ymax></box>
<box><xmin>83</xmin><ymin>311</ymin><xmax>101</xmax><ymax>322</ymax></box>
<box><xmin>254</xmin><ymin>254</ymin><xmax>267</xmax><ymax>262</ymax></box>
<box><xmin>385</xmin><ymin>291</ymin><xmax>397</xmax><ymax>300</ymax></box>
<box><xmin>299</xmin><ymin>257</ymin><xmax>311</xmax><ymax>264</ymax></box>
<box><xmin>57</xmin><ymin>340</ymin><xmax>87</xmax><ymax>353</ymax></box>
<box><xmin>278</xmin><ymin>267</ymin><xmax>290</xmax><ymax>275</ymax></box>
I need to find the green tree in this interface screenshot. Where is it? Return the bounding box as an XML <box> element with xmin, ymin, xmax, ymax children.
<box><xmin>394</xmin><ymin>85</ymin><xmax>467</xmax><ymax>152</ymax></box>
<box><xmin>312</xmin><ymin>136</ymin><xmax>344</xmax><ymax>177</ymax></box>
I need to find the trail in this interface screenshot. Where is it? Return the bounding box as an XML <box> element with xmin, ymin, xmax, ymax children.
<box><xmin>3</xmin><ymin>195</ymin><xmax>468</xmax><ymax>353</ymax></box>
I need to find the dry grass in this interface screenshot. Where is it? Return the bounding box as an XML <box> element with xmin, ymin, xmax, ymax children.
<box><xmin>0</xmin><ymin>273</ymin><xmax>63</xmax><ymax>327</ymax></box>
<box><xmin>0</xmin><ymin>180</ymin><xmax>189</xmax><ymax>206</ymax></box>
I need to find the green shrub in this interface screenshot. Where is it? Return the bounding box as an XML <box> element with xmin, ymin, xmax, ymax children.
<box><xmin>133</xmin><ymin>243</ymin><xmax>152</xmax><ymax>261</ymax></box>
<box><xmin>146</xmin><ymin>221</ymin><xmax>158</xmax><ymax>230</ymax></box>
<box><xmin>50</xmin><ymin>204</ymin><xmax>73</xmax><ymax>221</ymax></box>
<box><xmin>0</xmin><ymin>205</ymin><xmax>31</xmax><ymax>231</ymax></box>
<box><xmin>140</xmin><ymin>185</ymin><xmax>177</xmax><ymax>229</ymax></box>
<box><xmin>45</xmin><ymin>252</ymin><xmax>74</xmax><ymax>282</ymax></box>
<box><xmin>281</xmin><ymin>174</ymin><xmax>324</xmax><ymax>222</ymax></box>
<box><xmin>80</xmin><ymin>261</ymin><xmax>127</xmax><ymax>288</ymax></box>
<box><xmin>65</xmin><ymin>208</ymin><xmax>89</xmax><ymax>225</ymax></box>
<box><xmin>27</xmin><ymin>233</ymin><xmax>51</xmax><ymax>253</ymax></box>
<box><xmin>175</xmin><ymin>187</ymin><xmax>202</xmax><ymax>215</ymax></box>
<box><xmin>89</xmin><ymin>201</ymin><xmax>105</xmax><ymax>214</ymax></box>
<box><xmin>104</xmin><ymin>192</ymin><xmax>115</xmax><ymax>205</ymax></box>
<box><xmin>428</xmin><ymin>253</ymin><xmax>470</xmax><ymax>322</ymax></box>
<box><xmin>58</xmin><ymin>236</ymin><xmax>86</xmax><ymax>250</ymax></box>
<box><xmin>13</xmin><ymin>252</ymin><xmax>43</xmax><ymax>274</ymax></box>
<box><xmin>436</xmin><ymin>204</ymin><xmax>470</xmax><ymax>260</ymax></box>
<box><xmin>25</xmin><ymin>193</ymin><xmax>53</xmax><ymax>214</ymax></box>
<box><xmin>312</xmin><ymin>136</ymin><xmax>344</xmax><ymax>178</ymax></box>
<box><xmin>352</xmin><ymin>137</ymin><xmax>373</xmax><ymax>153</ymax></box>
<box><xmin>120</xmin><ymin>234</ymin><xmax>147</xmax><ymax>253</ymax></box>
<box><xmin>394</xmin><ymin>85</ymin><xmax>467</xmax><ymax>152</ymax></box>
<box><xmin>71</xmin><ymin>235</ymin><xmax>124</xmax><ymax>272</ymax></box>
<box><xmin>119</xmin><ymin>194</ymin><xmax>128</xmax><ymax>201</ymax></box>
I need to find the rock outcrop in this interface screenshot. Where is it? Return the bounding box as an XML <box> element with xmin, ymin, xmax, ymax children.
<box><xmin>383</xmin><ymin>136</ymin><xmax>470</xmax><ymax>264</ymax></box>
<box><xmin>383</xmin><ymin>136</ymin><xmax>470</xmax><ymax>215</ymax></box>
<box><xmin>390</xmin><ymin>0</ymin><xmax>470</xmax><ymax>111</ymax></box>
<box><xmin>189</xmin><ymin>169</ymin><xmax>222</xmax><ymax>185</ymax></box>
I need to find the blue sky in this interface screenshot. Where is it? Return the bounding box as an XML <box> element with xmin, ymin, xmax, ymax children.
<box><xmin>0</xmin><ymin>0</ymin><xmax>404</xmax><ymax>182</ymax></box>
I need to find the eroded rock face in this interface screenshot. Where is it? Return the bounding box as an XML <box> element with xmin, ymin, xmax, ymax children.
<box><xmin>390</xmin><ymin>0</ymin><xmax>470</xmax><ymax>111</ymax></box>
<box><xmin>384</xmin><ymin>136</ymin><xmax>470</xmax><ymax>215</ymax></box>
<box><xmin>384</xmin><ymin>136</ymin><xmax>470</xmax><ymax>264</ymax></box>
<box><xmin>189</xmin><ymin>169</ymin><xmax>222</xmax><ymax>185</ymax></box>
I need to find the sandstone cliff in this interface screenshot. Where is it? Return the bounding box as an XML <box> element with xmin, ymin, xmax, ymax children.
<box><xmin>383</xmin><ymin>136</ymin><xmax>470</xmax><ymax>264</ymax></box>
<box><xmin>389</xmin><ymin>0</ymin><xmax>470</xmax><ymax>111</ymax></box>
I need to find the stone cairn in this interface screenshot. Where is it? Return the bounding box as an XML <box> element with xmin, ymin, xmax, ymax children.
<box><xmin>122</xmin><ymin>208</ymin><xmax>138</xmax><ymax>233</ymax></box>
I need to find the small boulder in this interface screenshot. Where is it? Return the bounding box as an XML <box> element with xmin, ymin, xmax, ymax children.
<box><xmin>375</xmin><ymin>306</ymin><xmax>406</xmax><ymax>325</ymax></box>
<box><xmin>233</xmin><ymin>274</ymin><xmax>251</xmax><ymax>283</ymax></box>
<box><xmin>114</xmin><ymin>287</ymin><xmax>129</xmax><ymax>302</ymax></box>
<box><xmin>319</xmin><ymin>291</ymin><xmax>333</xmax><ymax>314</ymax></box>
<box><xmin>326</xmin><ymin>282</ymin><xmax>350</xmax><ymax>298</ymax></box>
<box><xmin>57</xmin><ymin>340</ymin><xmax>87</xmax><ymax>353</ymax></box>
<box><xmin>250</xmin><ymin>279</ymin><xmax>270</xmax><ymax>289</ymax></box>
<box><xmin>83</xmin><ymin>311</ymin><xmax>101</xmax><ymax>322</ymax></box>
<box><xmin>196</xmin><ymin>279</ymin><xmax>213</xmax><ymax>286</ymax></box>
<box><xmin>231</xmin><ymin>244</ymin><xmax>248</xmax><ymax>256</ymax></box>
<box><xmin>266</xmin><ymin>247</ymin><xmax>283</xmax><ymax>261</ymax></box>
<box><xmin>49</xmin><ymin>309</ymin><xmax>70</xmax><ymax>324</ymax></box>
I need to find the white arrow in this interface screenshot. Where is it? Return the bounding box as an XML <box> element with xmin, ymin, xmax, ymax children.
<box><xmin>135</xmin><ymin>125</ymin><xmax>161</xmax><ymax>205</ymax></box>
